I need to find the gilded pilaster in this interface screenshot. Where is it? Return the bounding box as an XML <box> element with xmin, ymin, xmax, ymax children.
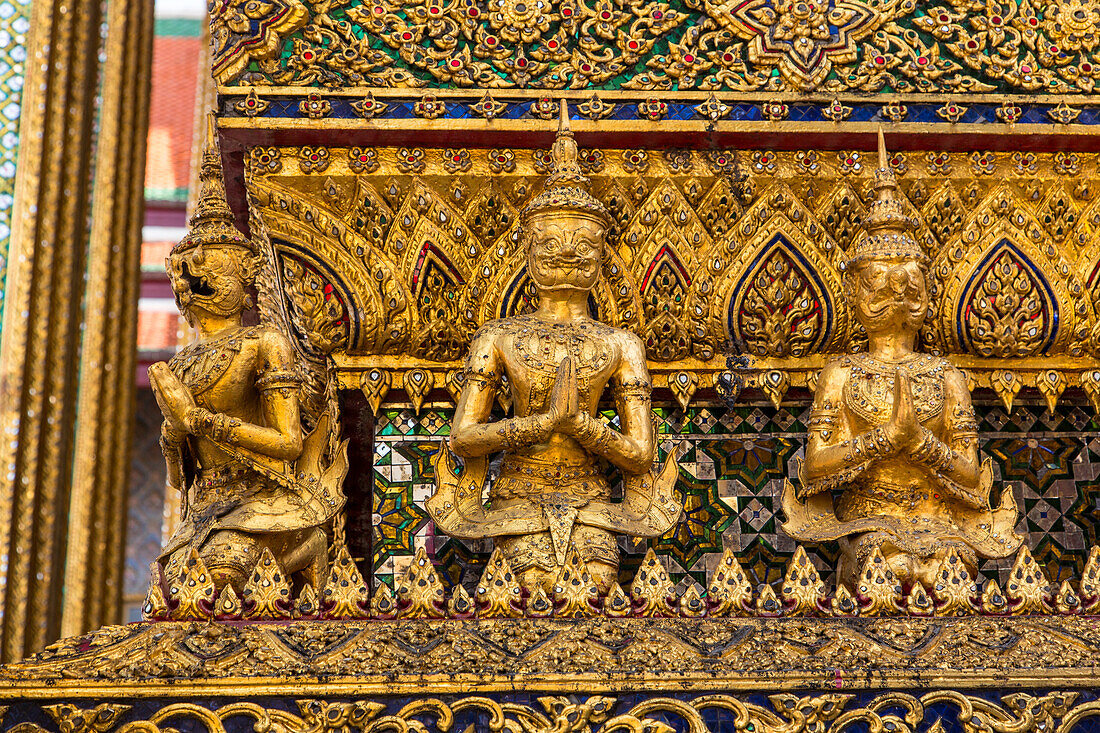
<box><xmin>0</xmin><ymin>0</ymin><xmax>154</xmax><ymax>660</ymax></box>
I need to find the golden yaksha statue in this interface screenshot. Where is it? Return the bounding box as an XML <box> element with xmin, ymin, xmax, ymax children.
<box><xmin>781</xmin><ymin>131</ymin><xmax>1023</xmax><ymax>587</ymax></box>
<box><xmin>148</xmin><ymin>118</ymin><xmax>347</xmax><ymax>594</ymax></box>
<box><xmin>427</xmin><ymin>103</ymin><xmax>682</xmax><ymax>592</ymax></box>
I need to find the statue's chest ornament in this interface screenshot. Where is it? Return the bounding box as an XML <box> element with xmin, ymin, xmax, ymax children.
<box><xmin>843</xmin><ymin>354</ymin><xmax>944</xmax><ymax>427</ymax></box>
<box><xmin>513</xmin><ymin>321</ymin><xmax>612</xmax><ymax>373</ymax></box>
<box><xmin>168</xmin><ymin>326</ymin><xmax>260</xmax><ymax>399</ymax></box>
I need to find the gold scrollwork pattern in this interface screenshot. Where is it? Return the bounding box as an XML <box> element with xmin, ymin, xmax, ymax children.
<box><xmin>7</xmin><ymin>691</ymin><xmax>1100</xmax><ymax>733</ymax></box>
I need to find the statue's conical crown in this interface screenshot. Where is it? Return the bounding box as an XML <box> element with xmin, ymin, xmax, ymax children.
<box><xmin>521</xmin><ymin>101</ymin><xmax>610</xmax><ymax>224</ymax></box>
<box><xmin>846</xmin><ymin>129</ymin><xmax>927</xmax><ymax>268</ymax></box>
<box><xmin>171</xmin><ymin>114</ymin><xmax>256</xmax><ymax>257</ymax></box>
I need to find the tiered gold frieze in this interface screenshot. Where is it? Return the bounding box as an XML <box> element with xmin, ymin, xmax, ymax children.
<box><xmin>211</xmin><ymin>0</ymin><xmax>1100</xmax><ymax>96</ymax></box>
<box><xmin>245</xmin><ymin>145</ymin><xmax>1100</xmax><ymax>413</ymax></box>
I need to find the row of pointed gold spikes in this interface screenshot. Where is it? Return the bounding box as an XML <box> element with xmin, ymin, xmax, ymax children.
<box><xmin>345</xmin><ymin>365</ymin><xmax>1100</xmax><ymax>416</ymax></box>
<box><xmin>143</xmin><ymin>542</ymin><xmax>1100</xmax><ymax>622</ymax></box>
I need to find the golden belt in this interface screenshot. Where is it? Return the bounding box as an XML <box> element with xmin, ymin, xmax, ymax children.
<box><xmin>850</xmin><ymin>478</ymin><xmax>930</xmax><ymax>508</ymax></box>
<box><xmin>192</xmin><ymin>461</ymin><xmax>254</xmax><ymax>493</ymax></box>
<box><xmin>492</xmin><ymin>455</ymin><xmax>608</xmax><ymax>502</ymax></box>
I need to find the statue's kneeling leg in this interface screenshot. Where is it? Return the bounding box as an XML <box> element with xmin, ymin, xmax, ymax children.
<box><xmin>271</xmin><ymin>526</ymin><xmax>328</xmax><ymax>589</ymax></box>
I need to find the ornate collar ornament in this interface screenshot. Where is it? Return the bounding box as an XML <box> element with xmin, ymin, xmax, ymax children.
<box><xmin>844</xmin><ymin>129</ymin><xmax>928</xmax><ymax>270</ymax></box>
<box><xmin>520</xmin><ymin>100</ymin><xmax>611</xmax><ymax>227</ymax></box>
<box><xmin>170</xmin><ymin>114</ymin><xmax>257</xmax><ymax>260</ymax></box>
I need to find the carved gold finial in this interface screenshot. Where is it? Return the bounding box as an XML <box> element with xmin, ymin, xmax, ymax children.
<box><xmin>679</xmin><ymin>585</ymin><xmax>707</xmax><ymax>617</ymax></box>
<box><xmin>475</xmin><ymin>549</ymin><xmax>524</xmax><ymax>619</ymax></box>
<box><xmin>828</xmin><ymin>584</ymin><xmax>859</xmax><ymax>617</ymax></box>
<box><xmin>396</xmin><ymin>548</ymin><xmax>446</xmax><ymax>619</ymax></box>
<box><xmin>845</xmin><ymin>129</ymin><xmax>924</xmax><ymax>269</ymax></box>
<box><xmin>905</xmin><ymin>583</ymin><xmax>934</xmax><ymax>617</ymax></box>
<box><xmin>781</xmin><ymin>546</ymin><xmax>826</xmax><ymax>616</ymax></box>
<box><xmin>243</xmin><ymin>547</ymin><xmax>293</xmax><ymax>620</ymax></box>
<box><xmin>171</xmin><ymin>550</ymin><xmax>216</xmax><ymax>620</ymax></box>
<box><xmin>754</xmin><ymin>583</ymin><xmax>782</xmax><ymax>616</ymax></box>
<box><xmin>142</xmin><ymin>564</ymin><xmax>169</xmax><ymax>621</ymax></box>
<box><xmin>631</xmin><ymin>549</ymin><xmax>676</xmax><ymax>617</ymax></box>
<box><xmin>371</xmin><ymin>583</ymin><xmax>397</xmax><ymax>619</ymax></box>
<box><xmin>856</xmin><ymin>548</ymin><xmax>902</xmax><ymax>616</ymax></box>
<box><xmin>552</xmin><ymin>545</ymin><xmax>600</xmax><ymax>618</ymax></box>
<box><xmin>322</xmin><ymin>544</ymin><xmax>370</xmax><ymax>619</ymax></box>
<box><xmin>1006</xmin><ymin>545</ymin><xmax>1052</xmax><ymax>615</ymax></box>
<box><xmin>295</xmin><ymin>583</ymin><xmax>319</xmax><ymax>619</ymax></box>
<box><xmin>1080</xmin><ymin>546</ymin><xmax>1100</xmax><ymax>613</ymax></box>
<box><xmin>448</xmin><ymin>584</ymin><xmax>475</xmax><ymax>619</ymax></box>
<box><xmin>980</xmin><ymin>578</ymin><xmax>1009</xmax><ymax>615</ymax></box>
<box><xmin>707</xmin><ymin>549</ymin><xmax>753</xmax><ymax>617</ymax></box>
<box><xmin>527</xmin><ymin>585</ymin><xmax>553</xmax><ymax>617</ymax></box>
<box><xmin>1054</xmin><ymin>580</ymin><xmax>1082</xmax><ymax>614</ymax></box>
<box><xmin>932</xmin><ymin>549</ymin><xmax>977</xmax><ymax>616</ymax></box>
<box><xmin>603</xmin><ymin>582</ymin><xmax>632</xmax><ymax>617</ymax></box>
<box><xmin>172</xmin><ymin>113</ymin><xmax>255</xmax><ymax>258</ymax></box>
<box><xmin>215</xmin><ymin>584</ymin><xmax>243</xmax><ymax>620</ymax></box>
<box><xmin>520</xmin><ymin>100</ymin><xmax>609</xmax><ymax>226</ymax></box>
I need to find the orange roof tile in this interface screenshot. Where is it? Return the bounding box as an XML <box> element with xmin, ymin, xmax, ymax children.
<box><xmin>145</xmin><ymin>35</ymin><xmax>202</xmax><ymax>202</ymax></box>
<box><xmin>137</xmin><ymin>308</ymin><xmax>182</xmax><ymax>352</ymax></box>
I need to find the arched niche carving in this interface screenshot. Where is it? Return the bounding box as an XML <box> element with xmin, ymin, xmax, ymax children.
<box><xmin>250</xmin><ymin>178</ymin><xmax>411</xmax><ymax>356</ymax></box>
<box><xmin>620</xmin><ymin>179</ymin><xmax>715</xmax><ymax>361</ymax></box>
<box><xmin>713</xmin><ymin>184</ymin><xmax>847</xmax><ymax>357</ymax></box>
<box><xmin>932</xmin><ymin>191</ymin><xmax>1089</xmax><ymax>358</ymax></box>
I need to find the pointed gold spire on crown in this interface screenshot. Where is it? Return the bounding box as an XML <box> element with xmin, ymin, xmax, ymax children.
<box><xmin>171</xmin><ymin>113</ymin><xmax>256</xmax><ymax>257</ymax></box>
<box><xmin>521</xmin><ymin>100</ymin><xmax>610</xmax><ymax>225</ymax></box>
<box><xmin>845</xmin><ymin>128</ymin><xmax>926</xmax><ymax>269</ymax></box>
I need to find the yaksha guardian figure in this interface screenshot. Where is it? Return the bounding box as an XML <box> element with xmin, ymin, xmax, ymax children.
<box><xmin>427</xmin><ymin>103</ymin><xmax>682</xmax><ymax>592</ymax></box>
<box><xmin>781</xmin><ymin>132</ymin><xmax>1022</xmax><ymax>587</ymax></box>
<box><xmin>148</xmin><ymin>119</ymin><xmax>346</xmax><ymax>594</ymax></box>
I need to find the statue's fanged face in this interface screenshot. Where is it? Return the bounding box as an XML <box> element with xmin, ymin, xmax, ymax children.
<box><xmin>167</xmin><ymin>245</ymin><xmax>254</xmax><ymax>320</ymax></box>
<box><xmin>848</xmin><ymin>258</ymin><xmax>928</xmax><ymax>337</ymax></box>
<box><xmin>526</xmin><ymin>212</ymin><xmax>605</xmax><ymax>293</ymax></box>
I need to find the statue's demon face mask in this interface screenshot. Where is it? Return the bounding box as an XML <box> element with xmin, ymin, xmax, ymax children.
<box><xmin>525</xmin><ymin>212</ymin><xmax>606</xmax><ymax>294</ymax></box>
<box><xmin>167</xmin><ymin>244</ymin><xmax>256</xmax><ymax>320</ymax></box>
<box><xmin>847</xmin><ymin>258</ymin><xmax>929</xmax><ymax>337</ymax></box>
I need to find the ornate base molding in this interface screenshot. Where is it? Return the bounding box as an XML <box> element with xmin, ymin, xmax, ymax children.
<box><xmin>3</xmin><ymin>617</ymin><xmax>1099</xmax><ymax>694</ymax></box>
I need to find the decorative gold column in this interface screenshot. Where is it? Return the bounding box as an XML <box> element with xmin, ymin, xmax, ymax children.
<box><xmin>0</xmin><ymin>0</ymin><xmax>154</xmax><ymax>660</ymax></box>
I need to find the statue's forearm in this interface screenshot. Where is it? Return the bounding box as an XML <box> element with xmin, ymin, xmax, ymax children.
<box><xmin>451</xmin><ymin>413</ymin><xmax>552</xmax><ymax>457</ymax></box>
<box><xmin>909</xmin><ymin>428</ymin><xmax>982</xmax><ymax>506</ymax></box>
<box><xmin>803</xmin><ymin>426</ymin><xmax>894</xmax><ymax>484</ymax></box>
<box><xmin>187</xmin><ymin>407</ymin><xmax>303</xmax><ymax>462</ymax></box>
<box><xmin>572</xmin><ymin>415</ymin><xmax>652</xmax><ymax>475</ymax></box>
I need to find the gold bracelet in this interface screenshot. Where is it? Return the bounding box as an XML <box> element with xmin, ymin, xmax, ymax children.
<box><xmin>841</xmin><ymin>426</ymin><xmax>893</xmax><ymax>463</ymax></box>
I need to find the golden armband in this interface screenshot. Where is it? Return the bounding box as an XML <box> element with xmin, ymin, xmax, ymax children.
<box><xmin>573</xmin><ymin>416</ymin><xmax>615</xmax><ymax>453</ymax></box>
<box><xmin>188</xmin><ymin>407</ymin><xmax>243</xmax><ymax>444</ymax></box>
<box><xmin>807</xmin><ymin>400</ymin><xmax>840</xmax><ymax>441</ymax></box>
<box><xmin>462</xmin><ymin>367</ymin><xmax>499</xmax><ymax>393</ymax></box>
<box><xmin>611</xmin><ymin>378</ymin><xmax>651</xmax><ymax>403</ymax></box>
<box><xmin>256</xmin><ymin>369</ymin><xmax>302</xmax><ymax>393</ymax></box>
